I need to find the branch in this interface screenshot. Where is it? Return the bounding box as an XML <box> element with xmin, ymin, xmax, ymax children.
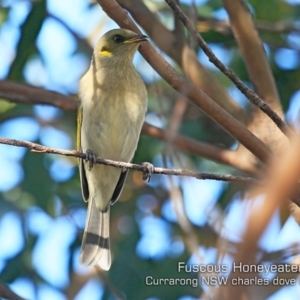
<box><xmin>0</xmin><ymin>137</ymin><xmax>261</xmax><ymax>185</ymax></box>
<box><xmin>48</xmin><ymin>14</ymin><xmax>93</xmax><ymax>57</ymax></box>
<box><xmin>0</xmin><ymin>80</ymin><xmax>257</xmax><ymax>173</ymax></box>
<box><xmin>197</xmin><ymin>16</ymin><xmax>300</xmax><ymax>35</ymax></box>
<box><xmin>142</xmin><ymin>123</ymin><xmax>258</xmax><ymax>174</ymax></box>
<box><xmin>221</xmin><ymin>131</ymin><xmax>300</xmax><ymax>299</ymax></box>
<box><xmin>95</xmin><ymin>267</ymin><xmax>126</xmax><ymax>300</ymax></box>
<box><xmin>0</xmin><ymin>80</ymin><xmax>77</xmax><ymax>110</ymax></box>
<box><xmin>220</xmin><ymin>0</ymin><xmax>288</xmax><ymax>166</ymax></box>
<box><xmin>0</xmin><ymin>282</ymin><xmax>26</xmax><ymax>300</ymax></box>
<box><xmin>256</xmin><ymin>20</ymin><xmax>300</xmax><ymax>34</ymax></box>
<box><xmin>197</xmin><ymin>17</ymin><xmax>300</xmax><ymax>52</ymax></box>
<box><xmin>65</xmin><ymin>268</ymin><xmax>125</xmax><ymax>300</ymax></box>
<box><xmin>97</xmin><ymin>0</ymin><xmax>271</xmax><ymax>166</ymax></box>
<box><xmin>118</xmin><ymin>0</ymin><xmax>248</xmax><ymax>123</ymax></box>
<box><xmin>222</xmin><ymin>0</ymin><xmax>281</xmax><ymax>110</ymax></box>
<box><xmin>164</xmin><ymin>0</ymin><xmax>292</xmax><ymax>137</ymax></box>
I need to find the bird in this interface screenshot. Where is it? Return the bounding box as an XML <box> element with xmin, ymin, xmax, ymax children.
<box><xmin>77</xmin><ymin>29</ymin><xmax>149</xmax><ymax>270</ymax></box>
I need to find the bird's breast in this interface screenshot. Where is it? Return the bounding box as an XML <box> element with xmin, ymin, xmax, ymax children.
<box><xmin>79</xmin><ymin>67</ymin><xmax>147</xmax><ymax>162</ymax></box>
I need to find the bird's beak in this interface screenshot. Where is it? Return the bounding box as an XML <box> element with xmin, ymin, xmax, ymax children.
<box><xmin>124</xmin><ymin>34</ymin><xmax>148</xmax><ymax>44</ymax></box>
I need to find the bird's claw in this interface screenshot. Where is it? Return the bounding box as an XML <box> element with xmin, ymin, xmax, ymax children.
<box><xmin>142</xmin><ymin>162</ymin><xmax>154</xmax><ymax>182</ymax></box>
<box><xmin>85</xmin><ymin>149</ymin><xmax>97</xmax><ymax>170</ymax></box>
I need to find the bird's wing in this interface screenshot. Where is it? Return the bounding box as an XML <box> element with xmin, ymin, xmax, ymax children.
<box><xmin>77</xmin><ymin>102</ymin><xmax>83</xmax><ymax>152</ymax></box>
<box><xmin>77</xmin><ymin>104</ymin><xmax>89</xmax><ymax>202</ymax></box>
<box><xmin>79</xmin><ymin>159</ymin><xmax>89</xmax><ymax>202</ymax></box>
<box><xmin>110</xmin><ymin>169</ymin><xmax>128</xmax><ymax>205</ymax></box>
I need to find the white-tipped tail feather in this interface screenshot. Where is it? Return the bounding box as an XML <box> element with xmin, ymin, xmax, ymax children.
<box><xmin>80</xmin><ymin>198</ymin><xmax>111</xmax><ymax>270</ymax></box>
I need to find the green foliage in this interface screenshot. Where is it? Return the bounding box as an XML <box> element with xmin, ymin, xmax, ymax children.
<box><xmin>0</xmin><ymin>6</ymin><xmax>9</xmax><ymax>26</ymax></box>
<box><xmin>21</xmin><ymin>151</ymin><xmax>54</xmax><ymax>212</ymax></box>
<box><xmin>249</xmin><ymin>0</ymin><xmax>295</xmax><ymax>21</ymax></box>
<box><xmin>8</xmin><ymin>1</ymin><xmax>47</xmax><ymax>81</ymax></box>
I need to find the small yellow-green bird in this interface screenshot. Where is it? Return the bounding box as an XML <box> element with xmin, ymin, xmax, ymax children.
<box><xmin>77</xmin><ymin>29</ymin><xmax>148</xmax><ymax>270</ymax></box>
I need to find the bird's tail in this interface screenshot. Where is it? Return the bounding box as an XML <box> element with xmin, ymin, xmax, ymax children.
<box><xmin>80</xmin><ymin>198</ymin><xmax>111</xmax><ymax>270</ymax></box>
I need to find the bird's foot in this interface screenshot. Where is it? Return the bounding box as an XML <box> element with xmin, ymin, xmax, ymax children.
<box><xmin>85</xmin><ymin>149</ymin><xmax>97</xmax><ymax>170</ymax></box>
<box><xmin>142</xmin><ymin>162</ymin><xmax>154</xmax><ymax>182</ymax></box>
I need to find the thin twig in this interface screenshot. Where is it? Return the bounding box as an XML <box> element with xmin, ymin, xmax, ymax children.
<box><xmin>197</xmin><ymin>16</ymin><xmax>300</xmax><ymax>35</ymax></box>
<box><xmin>165</xmin><ymin>0</ymin><xmax>292</xmax><ymax>137</ymax></box>
<box><xmin>0</xmin><ymin>137</ymin><xmax>261</xmax><ymax>185</ymax></box>
<box><xmin>95</xmin><ymin>267</ymin><xmax>126</xmax><ymax>300</ymax></box>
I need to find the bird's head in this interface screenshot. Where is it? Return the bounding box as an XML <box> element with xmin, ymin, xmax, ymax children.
<box><xmin>94</xmin><ymin>29</ymin><xmax>148</xmax><ymax>62</ymax></box>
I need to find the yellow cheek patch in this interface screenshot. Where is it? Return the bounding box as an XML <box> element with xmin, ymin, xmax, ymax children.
<box><xmin>100</xmin><ymin>50</ymin><xmax>112</xmax><ymax>57</ymax></box>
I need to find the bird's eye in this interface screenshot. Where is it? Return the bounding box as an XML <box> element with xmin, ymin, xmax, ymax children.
<box><xmin>113</xmin><ymin>35</ymin><xmax>124</xmax><ymax>44</ymax></box>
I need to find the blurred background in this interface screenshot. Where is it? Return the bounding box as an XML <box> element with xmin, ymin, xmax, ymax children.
<box><xmin>0</xmin><ymin>0</ymin><xmax>300</xmax><ymax>299</ymax></box>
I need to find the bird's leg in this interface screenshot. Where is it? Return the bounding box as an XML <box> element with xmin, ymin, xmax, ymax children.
<box><xmin>142</xmin><ymin>162</ymin><xmax>154</xmax><ymax>182</ymax></box>
<box><xmin>85</xmin><ymin>149</ymin><xmax>97</xmax><ymax>170</ymax></box>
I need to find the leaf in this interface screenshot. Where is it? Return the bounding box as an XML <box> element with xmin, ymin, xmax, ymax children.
<box><xmin>7</xmin><ymin>0</ymin><xmax>47</xmax><ymax>81</ymax></box>
<box><xmin>0</xmin><ymin>6</ymin><xmax>9</xmax><ymax>26</ymax></box>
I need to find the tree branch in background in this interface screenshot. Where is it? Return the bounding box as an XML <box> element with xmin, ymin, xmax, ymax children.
<box><xmin>165</xmin><ymin>97</ymin><xmax>188</xmax><ymax>145</ymax></box>
<box><xmin>96</xmin><ymin>267</ymin><xmax>126</xmax><ymax>300</ymax></box>
<box><xmin>256</xmin><ymin>20</ymin><xmax>300</xmax><ymax>34</ymax></box>
<box><xmin>97</xmin><ymin>0</ymin><xmax>272</xmax><ymax>166</ymax></box>
<box><xmin>221</xmin><ymin>132</ymin><xmax>300</xmax><ymax>299</ymax></box>
<box><xmin>0</xmin><ymin>137</ymin><xmax>260</xmax><ymax>185</ymax></box>
<box><xmin>222</xmin><ymin>0</ymin><xmax>281</xmax><ymax>110</ymax></box>
<box><xmin>49</xmin><ymin>13</ymin><xmax>93</xmax><ymax>57</ymax></box>
<box><xmin>221</xmin><ymin>0</ymin><xmax>289</xmax><ymax>172</ymax></box>
<box><xmin>197</xmin><ymin>17</ymin><xmax>300</xmax><ymax>52</ymax></box>
<box><xmin>118</xmin><ymin>0</ymin><xmax>248</xmax><ymax>124</ymax></box>
<box><xmin>0</xmin><ymin>80</ymin><xmax>260</xmax><ymax>173</ymax></box>
<box><xmin>166</xmin><ymin>162</ymin><xmax>206</xmax><ymax>265</ymax></box>
<box><xmin>0</xmin><ymin>282</ymin><xmax>26</xmax><ymax>300</ymax></box>
<box><xmin>0</xmin><ymin>80</ymin><xmax>77</xmax><ymax>110</ymax></box>
<box><xmin>64</xmin><ymin>270</ymin><xmax>96</xmax><ymax>300</ymax></box>
<box><xmin>142</xmin><ymin>123</ymin><xmax>258</xmax><ymax>174</ymax></box>
<box><xmin>65</xmin><ymin>268</ymin><xmax>125</xmax><ymax>300</ymax></box>
<box><xmin>197</xmin><ymin>16</ymin><xmax>300</xmax><ymax>35</ymax></box>
<box><xmin>164</xmin><ymin>0</ymin><xmax>292</xmax><ymax>137</ymax></box>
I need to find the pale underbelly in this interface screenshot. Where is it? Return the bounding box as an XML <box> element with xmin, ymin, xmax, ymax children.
<box><xmin>82</xmin><ymin>116</ymin><xmax>141</xmax><ymax>162</ymax></box>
